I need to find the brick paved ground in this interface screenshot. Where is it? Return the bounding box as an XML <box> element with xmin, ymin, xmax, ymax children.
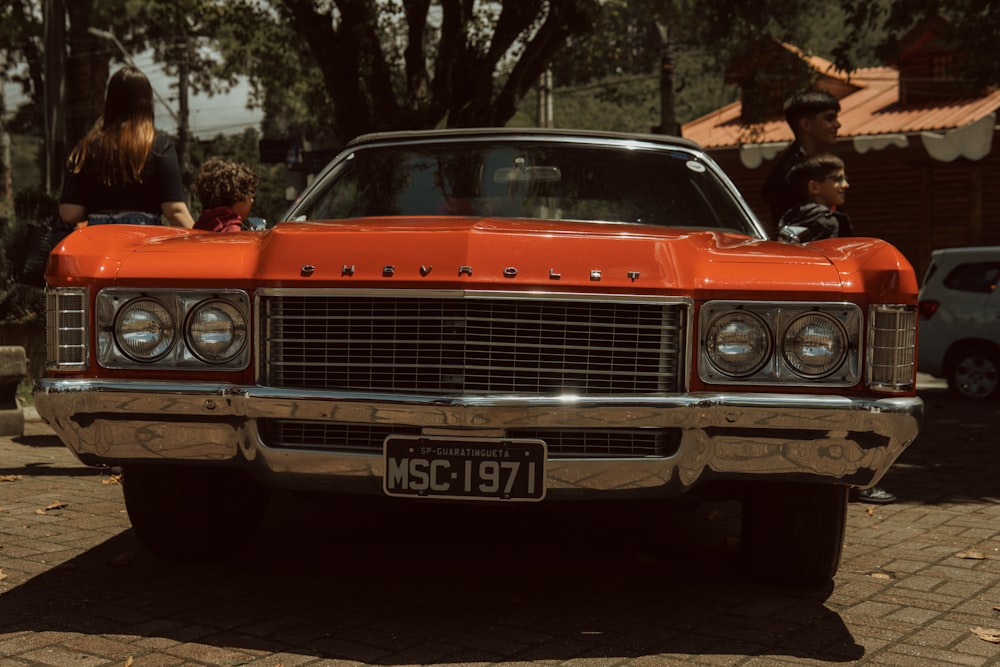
<box><xmin>1</xmin><ymin>383</ymin><xmax>999</xmax><ymax>666</ymax></box>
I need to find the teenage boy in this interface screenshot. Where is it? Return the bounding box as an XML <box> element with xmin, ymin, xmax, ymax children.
<box><xmin>761</xmin><ymin>91</ymin><xmax>842</xmax><ymax>226</ymax></box>
<box><xmin>776</xmin><ymin>154</ymin><xmax>853</xmax><ymax>243</ymax></box>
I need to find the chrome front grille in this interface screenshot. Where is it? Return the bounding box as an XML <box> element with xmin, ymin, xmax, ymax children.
<box><xmin>259</xmin><ymin>291</ymin><xmax>687</xmax><ymax>395</ymax></box>
<box><xmin>258</xmin><ymin>419</ymin><xmax>682</xmax><ymax>459</ymax></box>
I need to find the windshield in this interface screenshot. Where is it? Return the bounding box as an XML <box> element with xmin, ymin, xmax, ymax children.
<box><xmin>288</xmin><ymin>140</ymin><xmax>758</xmax><ymax>235</ymax></box>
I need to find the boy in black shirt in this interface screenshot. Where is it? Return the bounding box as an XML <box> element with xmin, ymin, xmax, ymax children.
<box><xmin>777</xmin><ymin>154</ymin><xmax>853</xmax><ymax>243</ymax></box>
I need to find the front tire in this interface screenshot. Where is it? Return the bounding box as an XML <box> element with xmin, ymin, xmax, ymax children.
<box><xmin>123</xmin><ymin>464</ymin><xmax>271</xmax><ymax>561</ymax></box>
<box><xmin>947</xmin><ymin>345</ymin><xmax>1000</xmax><ymax>399</ymax></box>
<box><xmin>741</xmin><ymin>482</ymin><xmax>847</xmax><ymax>588</ymax></box>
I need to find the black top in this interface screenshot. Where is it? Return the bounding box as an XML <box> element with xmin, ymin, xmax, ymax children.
<box><xmin>777</xmin><ymin>203</ymin><xmax>853</xmax><ymax>243</ymax></box>
<box><xmin>760</xmin><ymin>141</ymin><xmax>808</xmax><ymax>226</ymax></box>
<box><xmin>60</xmin><ymin>135</ymin><xmax>185</xmax><ymax>215</ymax></box>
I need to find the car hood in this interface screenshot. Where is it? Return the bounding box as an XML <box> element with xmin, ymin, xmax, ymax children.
<box><xmin>49</xmin><ymin>218</ymin><xmax>917</xmax><ymax>300</ymax></box>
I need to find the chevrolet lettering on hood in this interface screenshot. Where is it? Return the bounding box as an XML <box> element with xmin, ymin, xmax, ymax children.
<box><xmin>35</xmin><ymin>128</ymin><xmax>922</xmax><ymax>588</ymax></box>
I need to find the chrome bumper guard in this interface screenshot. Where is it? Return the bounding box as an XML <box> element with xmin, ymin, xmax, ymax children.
<box><xmin>34</xmin><ymin>379</ymin><xmax>923</xmax><ymax>499</ymax></box>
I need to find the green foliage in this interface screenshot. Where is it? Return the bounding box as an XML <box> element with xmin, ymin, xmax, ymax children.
<box><xmin>0</xmin><ymin>189</ymin><xmax>53</xmax><ymax>327</ymax></box>
<box><xmin>3</xmin><ymin>0</ymin><xmax>998</xmax><ymax>227</ymax></box>
<box><xmin>214</xmin><ymin>0</ymin><xmax>336</xmax><ymax>146</ymax></box>
<box><xmin>837</xmin><ymin>0</ymin><xmax>1000</xmax><ymax>88</ymax></box>
<box><xmin>265</xmin><ymin>0</ymin><xmax>601</xmax><ymax>142</ymax></box>
<box><xmin>551</xmin><ymin>0</ymin><xmax>664</xmax><ymax>86</ymax></box>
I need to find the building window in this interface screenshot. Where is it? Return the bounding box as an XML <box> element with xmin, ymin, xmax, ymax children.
<box><xmin>932</xmin><ymin>54</ymin><xmax>953</xmax><ymax>80</ymax></box>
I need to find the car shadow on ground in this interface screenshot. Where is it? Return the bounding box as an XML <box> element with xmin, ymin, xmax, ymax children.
<box><xmin>1</xmin><ymin>433</ymin><xmax>108</xmax><ymax>478</ymax></box>
<box><xmin>10</xmin><ymin>432</ymin><xmax>66</xmax><ymax>448</ymax></box>
<box><xmin>877</xmin><ymin>387</ymin><xmax>1000</xmax><ymax>505</ymax></box>
<box><xmin>0</xmin><ymin>493</ymin><xmax>863</xmax><ymax>663</ymax></box>
<box><xmin>3</xmin><ymin>387</ymin><xmax>987</xmax><ymax>663</ymax></box>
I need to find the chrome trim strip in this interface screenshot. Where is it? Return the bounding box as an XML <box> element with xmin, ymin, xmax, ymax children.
<box><xmin>45</xmin><ymin>288</ymin><xmax>89</xmax><ymax>371</ymax></box>
<box><xmin>254</xmin><ymin>287</ymin><xmax>694</xmax><ymax>303</ymax></box>
<box><xmin>34</xmin><ymin>378</ymin><xmax>922</xmax><ymax>498</ymax></box>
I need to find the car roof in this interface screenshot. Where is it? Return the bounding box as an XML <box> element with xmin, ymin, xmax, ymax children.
<box><xmin>346</xmin><ymin>127</ymin><xmax>704</xmax><ymax>152</ymax></box>
<box><xmin>930</xmin><ymin>246</ymin><xmax>1000</xmax><ymax>264</ymax></box>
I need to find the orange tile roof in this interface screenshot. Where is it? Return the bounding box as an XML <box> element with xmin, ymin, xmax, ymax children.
<box><xmin>683</xmin><ymin>65</ymin><xmax>1000</xmax><ymax>149</ymax></box>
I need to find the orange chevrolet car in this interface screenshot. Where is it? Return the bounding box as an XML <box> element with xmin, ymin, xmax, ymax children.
<box><xmin>34</xmin><ymin>129</ymin><xmax>922</xmax><ymax>586</ymax></box>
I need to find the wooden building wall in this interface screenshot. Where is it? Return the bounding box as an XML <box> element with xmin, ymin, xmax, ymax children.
<box><xmin>708</xmin><ymin>132</ymin><xmax>1000</xmax><ymax>279</ymax></box>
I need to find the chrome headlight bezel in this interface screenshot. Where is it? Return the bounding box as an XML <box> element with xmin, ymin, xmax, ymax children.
<box><xmin>699</xmin><ymin>301</ymin><xmax>862</xmax><ymax>387</ymax></box>
<box><xmin>185</xmin><ymin>299</ymin><xmax>248</xmax><ymax>364</ymax></box>
<box><xmin>703</xmin><ymin>310</ymin><xmax>772</xmax><ymax>377</ymax></box>
<box><xmin>97</xmin><ymin>289</ymin><xmax>251</xmax><ymax>370</ymax></box>
<box><xmin>781</xmin><ymin>312</ymin><xmax>849</xmax><ymax>379</ymax></box>
<box><xmin>113</xmin><ymin>297</ymin><xmax>177</xmax><ymax>362</ymax></box>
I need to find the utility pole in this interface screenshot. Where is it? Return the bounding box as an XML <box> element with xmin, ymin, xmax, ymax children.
<box><xmin>537</xmin><ymin>67</ymin><xmax>554</xmax><ymax>128</ymax></box>
<box><xmin>176</xmin><ymin>37</ymin><xmax>190</xmax><ymax>179</ymax></box>
<box><xmin>174</xmin><ymin>3</ymin><xmax>191</xmax><ymax>180</ymax></box>
<box><xmin>43</xmin><ymin>0</ymin><xmax>67</xmax><ymax>195</ymax></box>
<box><xmin>1</xmin><ymin>91</ymin><xmax>12</xmax><ymax>218</ymax></box>
<box><xmin>654</xmin><ymin>21</ymin><xmax>679</xmax><ymax>136</ymax></box>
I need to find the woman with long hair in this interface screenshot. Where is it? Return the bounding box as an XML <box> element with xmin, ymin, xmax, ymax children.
<box><xmin>59</xmin><ymin>65</ymin><xmax>195</xmax><ymax>228</ymax></box>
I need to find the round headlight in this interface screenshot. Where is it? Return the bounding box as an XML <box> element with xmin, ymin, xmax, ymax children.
<box><xmin>782</xmin><ymin>313</ymin><xmax>847</xmax><ymax>377</ymax></box>
<box><xmin>115</xmin><ymin>298</ymin><xmax>175</xmax><ymax>361</ymax></box>
<box><xmin>186</xmin><ymin>300</ymin><xmax>248</xmax><ymax>363</ymax></box>
<box><xmin>704</xmin><ymin>311</ymin><xmax>771</xmax><ymax>377</ymax></box>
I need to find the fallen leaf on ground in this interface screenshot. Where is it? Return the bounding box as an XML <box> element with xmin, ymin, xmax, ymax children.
<box><xmin>124</xmin><ymin>657</ymin><xmax>134</xmax><ymax>667</ymax></box>
<box><xmin>865</xmin><ymin>506</ymin><xmax>875</xmax><ymax>516</ymax></box>
<box><xmin>871</xmin><ymin>572</ymin><xmax>893</xmax><ymax>580</ymax></box>
<box><xmin>102</xmin><ymin>474</ymin><xmax>122</xmax><ymax>486</ymax></box>
<box><xmin>972</xmin><ymin>626</ymin><xmax>1000</xmax><ymax>643</ymax></box>
<box><xmin>0</xmin><ymin>568</ymin><xmax>7</xmax><ymax>581</ymax></box>
<box><xmin>956</xmin><ymin>550</ymin><xmax>987</xmax><ymax>560</ymax></box>
<box><xmin>993</xmin><ymin>605</ymin><xmax>1000</xmax><ymax>613</ymax></box>
<box><xmin>35</xmin><ymin>501</ymin><xmax>68</xmax><ymax>516</ymax></box>
<box><xmin>0</xmin><ymin>475</ymin><xmax>22</xmax><ymax>482</ymax></box>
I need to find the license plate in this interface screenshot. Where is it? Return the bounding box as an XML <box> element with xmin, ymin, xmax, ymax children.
<box><xmin>383</xmin><ymin>436</ymin><xmax>546</xmax><ymax>501</ymax></box>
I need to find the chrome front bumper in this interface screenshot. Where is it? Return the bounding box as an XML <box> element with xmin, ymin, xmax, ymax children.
<box><xmin>34</xmin><ymin>379</ymin><xmax>923</xmax><ymax>499</ymax></box>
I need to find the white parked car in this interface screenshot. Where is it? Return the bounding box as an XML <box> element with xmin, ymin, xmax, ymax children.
<box><xmin>918</xmin><ymin>246</ymin><xmax>1000</xmax><ymax>399</ymax></box>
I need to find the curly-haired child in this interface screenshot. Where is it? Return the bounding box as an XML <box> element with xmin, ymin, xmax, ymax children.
<box><xmin>193</xmin><ymin>157</ymin><xmax>260</xmax><ymax>233</ymax></box>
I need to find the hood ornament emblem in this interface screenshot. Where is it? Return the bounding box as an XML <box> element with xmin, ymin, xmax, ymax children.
<box><xmin>420</xmin><ymin>265</ymin><xmax>433</xmax><ymax>277</ymax></box>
